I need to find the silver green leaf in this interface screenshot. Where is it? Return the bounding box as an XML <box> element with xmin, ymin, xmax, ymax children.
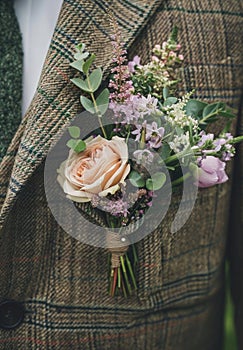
<box><xmin>146</xmin><ymin>172</ymin><xmax>166</xmax><ymax>191</ymax></box>
<box><xmin>71</xmin><ymin>78</ymin><xmax>92</xmax><ymax>93</ymax></box>
<box><xmin>96</xmin><ymin>88</ymin><xmax>110</xmax><ymax>115</ymax></box>
<box><xmin>80</xmin><ymin>96</ymin><xmax>96</xmax><ymax>114</ymax></box>
<box><xmin>88</xmin><ymin>68</ymin><xmax>102</xmax><ymax>92</ymax></box>
<box><xmin>68</xmin><ymin>126</ymin><xmax>80</xmax><ymax>138</ymax></box>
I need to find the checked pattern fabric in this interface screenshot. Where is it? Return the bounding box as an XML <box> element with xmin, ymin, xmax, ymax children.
<box><xmin>0</xmin><ymin>0</ymin><xmax>243</xmax><ymax>349</ymax></box>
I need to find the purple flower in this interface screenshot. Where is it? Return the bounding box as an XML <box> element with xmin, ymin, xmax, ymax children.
<box><xmin>213</xmin><ymin>138</ymin><xmax>226</xmax><ymax>152</ymax></box>
<box><xmin>146</xmin><ymin>122</ymin><xmax>164</xmax><ymax>149</ymax></box>
<box><xmin>128</xmin><ymin>55</ymin><xmax>141</xmax><ymax>73</ymax></box>
<box><xmin>197</xmin><ymin>131</ymin><xmax>214</xmax><ymax>147</ymax></box>
<box><xmin>194</xmin><ymin>156</ymin><xmax>228</xmax><ymax>188</ymax></box>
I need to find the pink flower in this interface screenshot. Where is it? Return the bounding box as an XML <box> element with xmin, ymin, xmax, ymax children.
<box><xmin>194</xmin><ymin>156</ymin><xmax>228</xmax><ymax>188</ymax></box>
<box><xmin>128</xmin><ymin>55</ymin><xmax>141</xmax><ymax>73</ymax></box>
<box><xmin>57</xmin><ymin>136</ymin><xmax>130</xmax><ymax>202</ymax></box>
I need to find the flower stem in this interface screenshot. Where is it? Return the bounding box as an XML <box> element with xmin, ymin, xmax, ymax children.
<box><xmin>171</xmin><ymin>172</ymin><xmax>191</xmax><ymax>187</ymax></box>
<box><xmin>230</xmin><ymin>136</ymin><xmax>243</xmax><ymax>144</ymax></box>
<box><xmin>165</xmin><ymin>149</ymin><xmax>197</xmax><ymax>164</ymax></box>
<box><xmin>125</xmin><ymin>253</ymin><xmax>137</xmax><ymax>290</ymax></box>
<box><xmin>120</xmin><ymin>255</ymin><xmax>132</xmax><ymax>295</ymax></box>
<box><xmin>199</xmin><ymin>108</ymin><xmax>224</xmax><ymax>125</ymax></box>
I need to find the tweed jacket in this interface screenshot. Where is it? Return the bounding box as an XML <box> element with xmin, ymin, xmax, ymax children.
<box><xmin>0</xmin><ymin>0</ymin><xmax>243</xmax><ymax>349</ymax></box>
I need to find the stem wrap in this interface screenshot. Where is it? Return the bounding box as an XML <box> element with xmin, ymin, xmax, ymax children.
<box><xmin>106</xmin><ymin>231</ymin><xmax>129</xmax><ymax>268</ymax></box>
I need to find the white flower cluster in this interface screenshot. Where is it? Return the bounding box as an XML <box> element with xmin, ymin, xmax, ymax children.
<box><xmin>169</xmin><ymin>131</ymin><xmax>190</xmax><ymax>153</ymax></box>
<box><xmin>164</xmin><ymin>93</ymin><xmax>199</xmax><ymax>132</ymax></box>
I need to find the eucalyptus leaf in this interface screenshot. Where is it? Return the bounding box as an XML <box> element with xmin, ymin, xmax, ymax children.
<box><xmin>159</xmin><ymin>143</ymin><xmax>171</xmax><ymax>160</ymax></box>
<box><xmin>74</xmin><ymin>140</ymin><xmax>86</xmax><ymax>153</ymax></box>
<box><xmin>71</xmin><ymin>78</ymin><xmax>92</xmax><ymax>92</ymax></box>
<box><xmin>96</xmin><ymin>88</ymin><xmax>110</xmax><ymax>115</ymax></box>
<box><xmin>164</xmin><ymin>97</ymin><xmax>178</xmax><ymax>107</ymax></box>
<box><xmin>76</xmin><ymin>43</ymin><xmax>85</xmax><ymax>52</ymax></box>
<box><xmin>185</xmin><ymin>99</ymin><xmax>207</xmax><ymax>118</ymax></box>
<box><xmin>66</xmin><ymin>139</ymin><xmax>86</xmax><ymax>153</ymax></box>
<box><xmin>66</xmin><ymin>139</ymin><xmax>77</xmax><ymax>149</ymax></box>
<box><xmin>68</xmin><ymin>126</ymin><xmax>80</xmax><ymax>139</ymax></box>
<box><xmin>202</xmin><ymin>102</ymin><xmax>225</xmax><ymax>118</ymax></box>
<box><xmin>146</xmin><ymin>172</ymin><xmax>166</xmax><ymax>191</ymax></box>
<box><xmin>129</xmin><ymin>170</ymin><xmax>145</xmax><ymax>188</ymax></box>
<box><xmin>83</xmin><ymin>54</ymin><xmax>96</xmax><ymax>75</ymax></box>
<box><xmin>219</xmin><ymin>110</ymin><xmax>235</xmax><ymax>119</ymax></box>
<box><xmin>163</xmin><ymin>86</ymin><xmax>169</xmax><ymax>100</ymax></box>
<box><xmin>74</xmin><ymin>52</ymin><xmax>89</xmax><ymax>61</ymax></box>
<box><xmin>88</xmin><ymin>68</ymin><xmax>102</xmax><ymax>92</ymax></box>
<box><xmin>80</xmin><ymin>96</ymin><xmax>96</xmax><ymax>114</ymax></box>
<box><xmin>70</xmin><ymin>60</ymin><xmax>84</xmax><ymax>72</ymax></box>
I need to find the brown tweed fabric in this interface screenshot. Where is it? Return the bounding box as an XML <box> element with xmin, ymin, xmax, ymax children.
<box><xmin>0</xmin><ymin>0</ymin><xmax>243</xmax><ymax>349</ymax></box>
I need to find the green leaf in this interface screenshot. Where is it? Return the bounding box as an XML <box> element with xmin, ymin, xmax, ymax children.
<box><xmin>75</xmin><ymin>43</ymin><xmax>85</xmax><ymax>52</ymax></box>
<box><xmin>218</xmin><ymin>110</ymin><xmax>235</xmax><ymax>119</ymax></box>
<box><xmin>159</xmin><ymin>143</ymin><xmax>171</xmax><ymax>160</ymax></box>
<box><xmin>83</xmin><ymin>54</ymin><xmax>96</xmax><ymax>75</ymax></box>
<box><xmin>96</xmin><ymin>88</ymin><xmax>110</xmax><ymax>115</ymax></box>
<box><xmin>146</xmin><ymin>172</ymin><xmax>166</xmax><ymax>191</ymax></box>
<box><xmin>66</xmin><ymin>139</ymin><xmax>86</xmax><ymax>153</ymax></box>
<box><xmin>202</xmin><ymin>102</ymin><xmax>225</xmax><ymax>118</ymax></box>
<box><xmin>70</xmin><ymin>78</ymin><xmax>92</xmax><ymax>92</ymax></box>
<box><xmin>74</xmin><ymin>140</ymin><xmax>86</xmax><ymax>153</ymax></box>
<box><xmin>66</xmin><ymin>139</ymin><xmax>77</xmax><ymax>149</ymax></box>
<box><xmin>88</xmin><ymin>67</ymin><xmax>102</xmax><ymax>92</ymax></box>
<box><xmin>129</xmin><ymin>171</ymin><xmax>145</xmax><ymax>188</ymax></box>
<box><xmin>163</xmin><ymin>86</ymin><xmax>169</xmax><ymax>100</ymax></box>
<box><xmin>164</xmin><ymin>97</ymin><xmax>178</xmax><ymax>107</ymax></box>
<box><xmin>70</xmin><ymin>60</ymin><xmax>84</xmax><ymax>72</ymax></box>
<box><xmin>68</xmin><ymin>126</ymin><xmax>80</xmax><ymax>138</ymax></box>
<box><xmin>74</xmin><ymin>52</ymin><xmax>89</xmax><ymax>61</ymax></box>
<box><xmin>80</xmin><ymin>96</ymin><xmax>96</xmax><ymax>114</ymax></box>
<box><xmin>185</xmin><ymin>99</ymin><xmax>208</xmax><ymax>118</ymax></box>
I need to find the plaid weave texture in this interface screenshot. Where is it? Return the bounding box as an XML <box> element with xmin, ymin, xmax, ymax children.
<box><xmin>0</xmin><ymin>0</ymin><xmax>242</xmax><ymax>349</ymax></box>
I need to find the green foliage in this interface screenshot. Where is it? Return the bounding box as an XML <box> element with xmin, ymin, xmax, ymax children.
<box><xmin>146</xmin><ymin>172</ymin><xmax>166</xmax><ymax>190</ymax></box>
<box><xmin>185</xmin><ymin>99</ymin><xmax>207</xmax><ymax>118</ymax></box>
<box><xmin>70</xmin><ymin>60</ymin><xmax>84</xmax><ymax>72</ymax></box>
<box><xmin>83</xmin><ymin>54</ymin><xmax>96</xmax><ymax>75</ymax></box>
<box><xmin>88</xmin><ymin>68</ymin><xmax>103</xmax><ymax>92</ymax></box>
<box><xmin>70</xmin><ymin>78</ymin><xmax>92</xmax><ymax>93</ymax></box>
<box><xmin>80</xmin><ymin>96</ymin><xmax>95</xmax><ymax>114</ymax></box>
<box><xmin>185</xmin><ymin>99</ymin><xmax>236</xmax><ymax>126</ymax></box>
<box><xmin>96</xmin><ymin>88</ymin><xmax>110</xmax><ymax>115</ymax></box>
<box><xmin>164</xmin><ymin>97</ymin><xmax>178</xmax><ymax>107</ymax></box>
<box><xmin>66</xmin><ymin>139</ymin><xmax>86</xmax><ymax>153</ymax></box>
<box><xmin>66</xmin><ymin>125</ymin><xmax>86</xmax><ymax>153</ymax></box>
<box><xmin>159</xmin><ymin>143</ymin><xmax>171</xmax><ymax>160</ymax></box>
<box><xmin>70</xmin><ymin>43</ymin><xmax>109</xmax><ymax>125</ymax></box>
<box><xmin>68</xmin><ymin>126</ymin><xmax>80</xmax><ymax>138</ymax></box>
<box><xmin>202</xmin><ymin>102</ymin><xmax>225</xmax><ymax>117</ymax></box>
<box><xmin>129</xmin><ymin>171</ymin><xmax>145</xmax><ymax>187</ymax></box>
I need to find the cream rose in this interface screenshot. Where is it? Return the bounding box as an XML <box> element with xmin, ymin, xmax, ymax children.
<box><xmin>57</xmin><ymin>135</ymin><xmax>130</xmax><ymax>202</ymax></box>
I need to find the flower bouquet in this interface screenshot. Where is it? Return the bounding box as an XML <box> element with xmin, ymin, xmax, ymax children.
<box><xmin>57</xmin><ymin>25</ymin><xmax>243</xmax><ymax>297</ymax></box>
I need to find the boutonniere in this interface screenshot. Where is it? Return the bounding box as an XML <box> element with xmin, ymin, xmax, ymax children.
<box><xmin>57</xmin><ymin>24</ymin><xmax>243</xmax><ymax>297</ymax></box>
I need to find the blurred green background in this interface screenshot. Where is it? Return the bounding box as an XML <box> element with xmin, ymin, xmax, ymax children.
<box><xmin>224</xmin><ymin>263</ymin><xmax>237</xmax><ymax>350</ymax></box>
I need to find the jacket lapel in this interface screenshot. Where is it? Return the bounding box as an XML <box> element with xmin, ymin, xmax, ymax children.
<box><xmin>0</xmin><ymin>0</ymin><xmax>161</xmax><ymax>225</ymax></box>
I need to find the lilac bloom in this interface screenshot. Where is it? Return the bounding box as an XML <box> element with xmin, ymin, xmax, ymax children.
<box><xmin>197</xmin><ymin>131</ymin><xmax>214</xmax><ymax>147</ymax></box>
<box><xmin>128</xmin><ymin>55</ymin><xmax>141</xmax><ymax>73</ymax></box>
<box><xmin>213</xmin><ymin>138</ymin><xmax>226</xmax><ymax>152</ymax></box>
<box><xmin>146</xmin><ymin>122</ymin><xmax>164</xmax><ymax>149</ymax></box>
<box><xmin>194</xmin><ymin>156</ymin><xmax>228</xmax><ymax>188</ymax></box>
